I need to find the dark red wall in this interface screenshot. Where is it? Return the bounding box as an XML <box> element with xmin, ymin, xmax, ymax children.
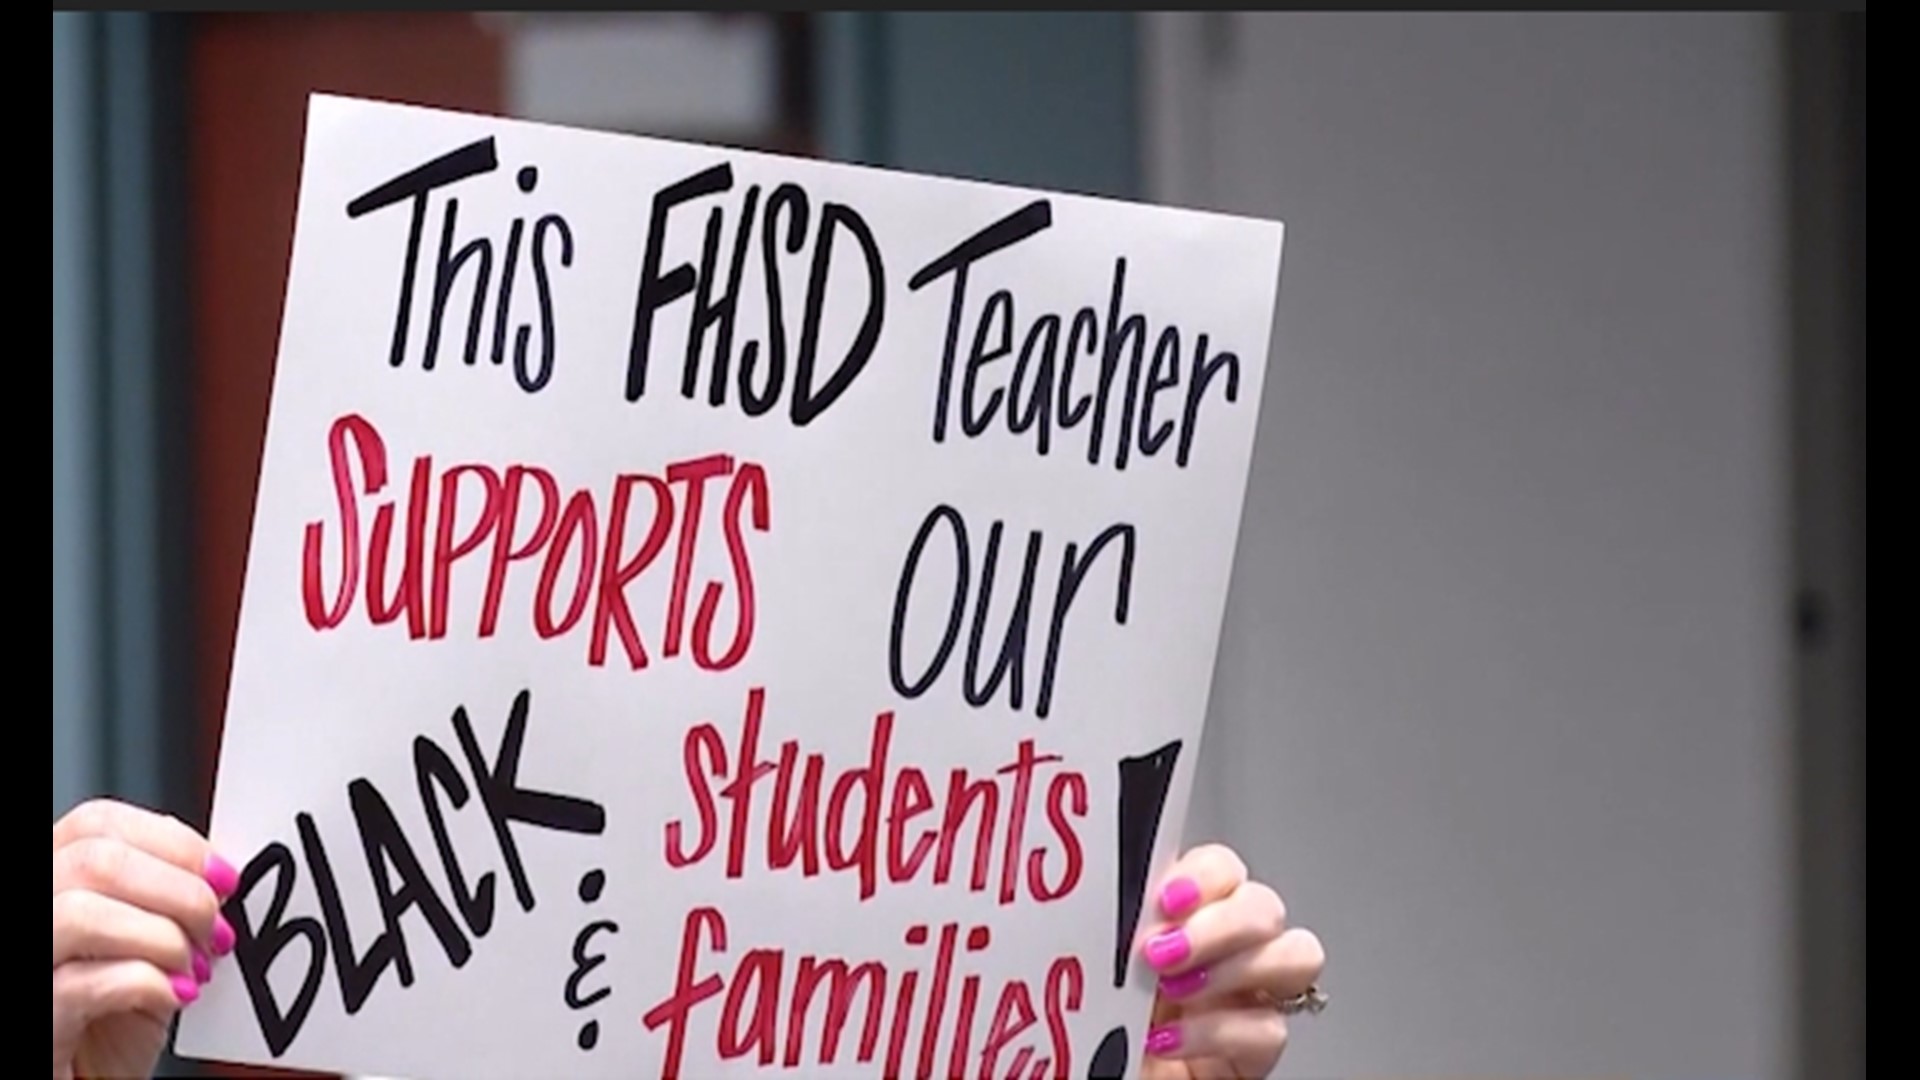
<box><xmin>186</xmin><ymin>14</ymin><xmax>503</xmax><ymax>1077</ymax></box>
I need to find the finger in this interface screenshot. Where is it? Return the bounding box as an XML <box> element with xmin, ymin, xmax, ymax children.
<box><xmin>1143</xmin><ymin>879</ymin><xmax>1285</xmax><ymax>977</ymax></box>
<box><xmin>1157</xmin><ymin>926</ymin><xmax>1326</xmax><ymax>1007</ymax></box>
<box><xmin>53</xmin><ymin>837</ymin><xmax>225</xmax><ymax>951</ymax></box>
<box><xmin>1144</xmin><ymin>1006</ymin><xmax>1288</xmax><ymax>1077</ymax></box>
<box><xmin>1140</xmin><ymin>1053</ymin><xmax>1244</xmax><ymax>1080</ymax></box>
<box><xmin>1266</xmin><ymin>926</ymin><xmax>1326</xmax><ymax>999</ymax></box>
<box><xmin>53</xmin><ymin>890</ymin><xmax>201</xmax><ymax>980</ymax></box>
<box><xmin>1179</xmin><ymin>1058</ymin><xmax>1247</xmax><ymax>1080</ymax></box>
<box><xmin>52</xmin><ymin>958</ymin><xmax>194</xmax><ymax>1056</ymax></box>
<box><xmin>53</xmin><ymin>799</ymin><xmax>236</xmax><ymax>897</ymax></box>
<box><xmin>1150</xmin><ymin>843</ymin><xmax>1249</xmax><ymax>922</ymax></box>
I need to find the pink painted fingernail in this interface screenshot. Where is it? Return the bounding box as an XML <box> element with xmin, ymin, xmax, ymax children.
<box><xmin>191</xmin><ymin>949</ymin><xmax>212</xmax><ymax>984</ymax></box>
<box><xmin>1160</xmin><ymin>967</ymin><xmax>1208</xmax><ymax>999</ymax></box>
<box><xmin>204</xmin><ymin>853</ymin><xmax>240</xmax><ymax>899</ymax></box>
<box><xmin>170</xmin><ymin>973</ymin><xmax>200</xmax><ymax>1005</ymax></box>
<box><xmin>210</xmin><ymin>914</ymin><xmax>236</xmax><ymax>956</ymax></box>
<box><xmin>1145</xmin><ymin>1024</ymin><xmax>1183</xmax><ymax>1056</ymax></box>
<box><xmin>1160</xmin><ymin>876</ymin><xmax>1202</xmax><ymax>916</ymax></box>
<box><xmin>1144</xmin><ymin>928</ymin><xmax>1191</xmax><ymax>970</ymax></box>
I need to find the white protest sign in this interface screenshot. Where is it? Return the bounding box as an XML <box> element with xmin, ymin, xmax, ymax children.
<box><xmin>175</xmin><ymin>94</ymin><xmax>1283</xmax><ymax>1080</ymax></box>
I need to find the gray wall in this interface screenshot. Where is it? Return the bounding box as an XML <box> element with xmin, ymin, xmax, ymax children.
<box><xmin>1145</xmin><ymin>13</ymin><xmax>1793</xmax><ymax>1078</ymax></box>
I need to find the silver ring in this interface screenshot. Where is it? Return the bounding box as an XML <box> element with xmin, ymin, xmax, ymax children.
<box><xmin>1262</xmin><ymin>984</ymin><xmax>1329</xmax><ymax>1016</ymax></box>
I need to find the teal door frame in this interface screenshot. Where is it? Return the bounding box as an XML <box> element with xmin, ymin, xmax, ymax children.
<box><xmin>815</xmin><ymin>12</ymin><xmax>1141</xmax><ymax>200</ymax></box>
<box><xmin>52</xmin><ymin>12</ymin><xmax>196</xmax><ymax>824</ymax></box>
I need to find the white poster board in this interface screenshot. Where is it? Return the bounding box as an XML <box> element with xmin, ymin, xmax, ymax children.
<box><xmin>175</xmin><ymin>94</ymin><xmax>1283</xmax><ymax>1080</ymax></box>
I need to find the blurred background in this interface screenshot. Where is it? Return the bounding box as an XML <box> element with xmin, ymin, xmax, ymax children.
<box><xmin>51</xmin><ymin>11</ymin><xmax>1862</xmax><ymax>1080</ymax></box>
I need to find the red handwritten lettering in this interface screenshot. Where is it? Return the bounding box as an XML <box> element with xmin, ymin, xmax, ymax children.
<box><xmin>665</xmin><ymin>687</ymin><xmax>1088</xmax><ymax>906</ymax></box>
<box><xmin>641</xmin><ymin>906</ymin><xmax>1083</xmax><ymax>1080</ymax></box>
<box><xmin>297</xmin><ymin>414</ymin><xmax>768</xmax><ymax>673</ymax></box>
<box><xmin>302</xmin><ymin>414</ymin><xmax>383</xmax><ymax>629</ymax></box>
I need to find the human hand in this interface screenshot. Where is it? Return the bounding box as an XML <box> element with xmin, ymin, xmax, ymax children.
<box><xmin>1138</xmin><ymin>844</ymin><xmax>1327</xmax><ymax>1079</ymax></box>
<box><xmin>53</xmin><ymin>799</ymin><xmax>239</xmax><ymax>1080</ymax></box>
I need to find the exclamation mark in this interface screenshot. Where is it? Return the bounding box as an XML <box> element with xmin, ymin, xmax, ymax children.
<box><xmin>1089</xmin><ymin>738</ymin><xmax>1184</xmax><ymax>1080</ymax></box>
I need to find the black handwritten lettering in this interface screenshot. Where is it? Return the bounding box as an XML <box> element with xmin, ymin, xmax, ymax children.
<box><xmin>685</xmin><ymin>184</ymin><xmax>763</xmax><ymax>405</ymax></box>
<box><xmin>414</xmin><ymin>736</ymin><xmax>496</xmax><ymax>935</ymax></box>
<box><xmin>962</xmin><ymin>289</ymin><xmax>1015</xmax><ymax>436</ymax></box>
<box><xmin>351</xmin><ymin>777</ymin><xmax>475</xmax><ymax>1001</ymax></box>
<box><xmin>347</xmin><ymin>137</ymin><xmax>498</xmax><ymax>371</ymax></box>
<box><xmin>522</xmin><ymin>211</ymin><xmax>574</xmax><ymax>392</ymax></box>
<box><xmin>909</xmin><ymin>200</ymin><xmax>1053</xmax><ymax>447</ymax></box>
<box><xmin>224</xmin><ymin>844</ymin><xmax>325</xmax><ymax>1057</ymax></box>
<box><xmin>222</xmin><ymin>689</ymin><xmax>606</xmax><ymax>1057</ymax></box>
<box><xmin>1040</xmin><ymin>523</ymin><xmax>1136</xmax><ymax>719</ymax></box>
<box><xmin>630</xmin><ymin>163</ymin><xmax>734</xmax><ymax>402</ymax></box>
<box><xmin>743</xmin><ymin>184</ymin><xmax>808</xmax><ymax>417</ymax></box>
<box><xmin>792</xmin><ymin>202</ymin><xmax>885</xmax><ymax>425</ymax></box>
<box><xmin>913</xmin><ymin>201</ymin><xmax>1243</xmax><ymax>470</ymax></box>
<box><xmin>1112</xmin><ymin>741</ymin><xmax>1183</xmax><ymax>986</ymax></box>
<box><xmin>347</xmin><ymin>140</ymin><xmax>570</xmax><ymax>391</ymax></box>
<box><xmin>964</xmin><ymin>520</ymin><xmax>1043</xmax><ymax>711</ymax></box>
<box><xmin>451</xmin><ymin>690</ymin><xmax>607</xmax><ymax>912</ymax></box>
<box><xmin>626</xmin><ymin>165</ymin><xmax>886</xmax><ymax>426</ymax></box>
<box><xmin>425</xmin><ymin>197</ymin><xmax>492</xmax><ymax>372</ymax></box>
<box><xmin>889</xmin><ymin>505</ymin><xmax>969</xmax><ymax>700</ymax></box>
<box><xmin>890</xmin><ymin>503</ymin><xmax>1135</xmax><ymax>719</ymax></box>
<box><xmin>565</xmin><ymin>868</ymin><xmax>619</xmax><ymax>1052</ymax></box>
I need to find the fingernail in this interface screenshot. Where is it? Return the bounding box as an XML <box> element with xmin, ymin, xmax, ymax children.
<box><xmin>210</xmin><ymin>914</ymin><xmax>236</xmax><ymax>956</ymax></box>
<box><xmin>1160</xmin><ymin>876</ymin><xmax>1202</xmax><ymax>916</ymax></box>
<box><xmin>1144</xmin><ymin>928</ymin><xmax>1191</xmax><ymax>970</ymax></box>
<box><xmin>1160</xmin><ymin>967</ymin><xmax>1208</xmax><ymax>999</ymax></box>
<box><xmin>170</xmin><ymin>973</ymin><xmax>201</xmax><ymax>1005</ymax></box>
<box><xmin>204</xmin><ymin>853</ymin><xmax>240</xmax><ymax>899</ymax></box>
<box><xmin>1145</xmin><ymin>1024</ymin><xmax>1183</xmax><ymax>1056</ymax></box>
<box><xmin>191</xmin><ymin>949</ymin><xmax>212</xmax><ymax>984</ymax></box>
